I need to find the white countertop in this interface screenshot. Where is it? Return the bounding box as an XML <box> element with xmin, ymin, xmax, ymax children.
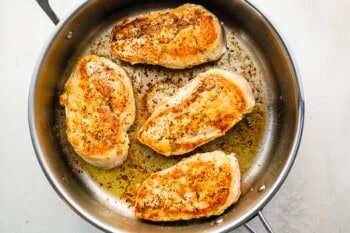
<box><xmin>1</xmin><ymin>0</ymin><xmax>349</xmax><ymax>232</ymax></box>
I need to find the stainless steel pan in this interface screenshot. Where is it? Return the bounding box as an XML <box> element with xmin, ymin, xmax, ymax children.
<box><xmin>29</xmin><ymin>0</ymin><xmax>304</xmax><ymax>232</ymax></box>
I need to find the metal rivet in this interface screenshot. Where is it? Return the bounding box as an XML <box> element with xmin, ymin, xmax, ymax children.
<box><xmin>258</xmin><ymin>184</ymin><xmax>266</xmax><ymax>192</ymax></box>
<box><xmin>215</xmin><ymin>218</ymin><xmax>224</xmax><ymax>225</ymax></box>
<box><xmin>66</xmin><ymin>31</ymin><xmax>74</xmax><ymax>40</ymax></box>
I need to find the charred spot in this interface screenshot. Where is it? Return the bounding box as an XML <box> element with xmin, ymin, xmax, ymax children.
<box><xmin>197</xmin><ymin>80</ymin><xmax>216</xmax><ymax>93</ymax></box>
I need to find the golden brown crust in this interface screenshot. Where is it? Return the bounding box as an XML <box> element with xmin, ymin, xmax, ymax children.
<box><xmin>134</xmin><ymin>151</ymin><xmax>241</xmax><ymax>221</ymax></box>
<box><xmin>60</xmin><ymin>55</ymin><xmax>135</xmax><ymax>169</ymax></box>
<box><xmin>137</xmin><ymin>69</ymin><xmax>255</xmax><ymax>156</ymax></box>
<box><xmin>110</xmin><ymin>4</ymin><xmax>226</xmax><ymax>69</ymax></box>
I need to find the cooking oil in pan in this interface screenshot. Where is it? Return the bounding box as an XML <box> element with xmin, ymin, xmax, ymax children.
<box><xmin>60</xmin><ymin>29</ymin><xmax>268</xmax><ymax>208</ymax></box>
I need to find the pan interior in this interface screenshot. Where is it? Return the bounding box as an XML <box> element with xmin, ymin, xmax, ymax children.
<box><xmin>30</xmin><ymin>0</ymin><xmax>302</xmax><ymax>232</ymax></box>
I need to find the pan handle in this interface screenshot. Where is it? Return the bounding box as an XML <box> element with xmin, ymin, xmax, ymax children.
<box><xmin>36</xmin><ymin>0</ymin><xmax>60</xmax><ymax>25</ymax></box>
<box><xmin>243</xmin><ymin>211</ymin><xmax>275</xmax><ymax>233</ymax></box>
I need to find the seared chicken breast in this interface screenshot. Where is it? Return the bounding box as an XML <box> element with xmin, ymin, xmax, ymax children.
<box><xmin>137</xmin><ymin>69</ymin><xmax>255</xmax><ymax>156</ymax></box>
<box><xmin>134</xmin><ymin>150</ymin><xmax>241</xmax><ymax>221</ymax></box>
<box><xmin>59</xmin><ymin>55</ymin><xmax>135</xmax><ymax>169</ymax></box>
<box><xmin>110</xmin><ymin>3</ymin><xmax>226</xmax><ymax>69</ymax></box>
